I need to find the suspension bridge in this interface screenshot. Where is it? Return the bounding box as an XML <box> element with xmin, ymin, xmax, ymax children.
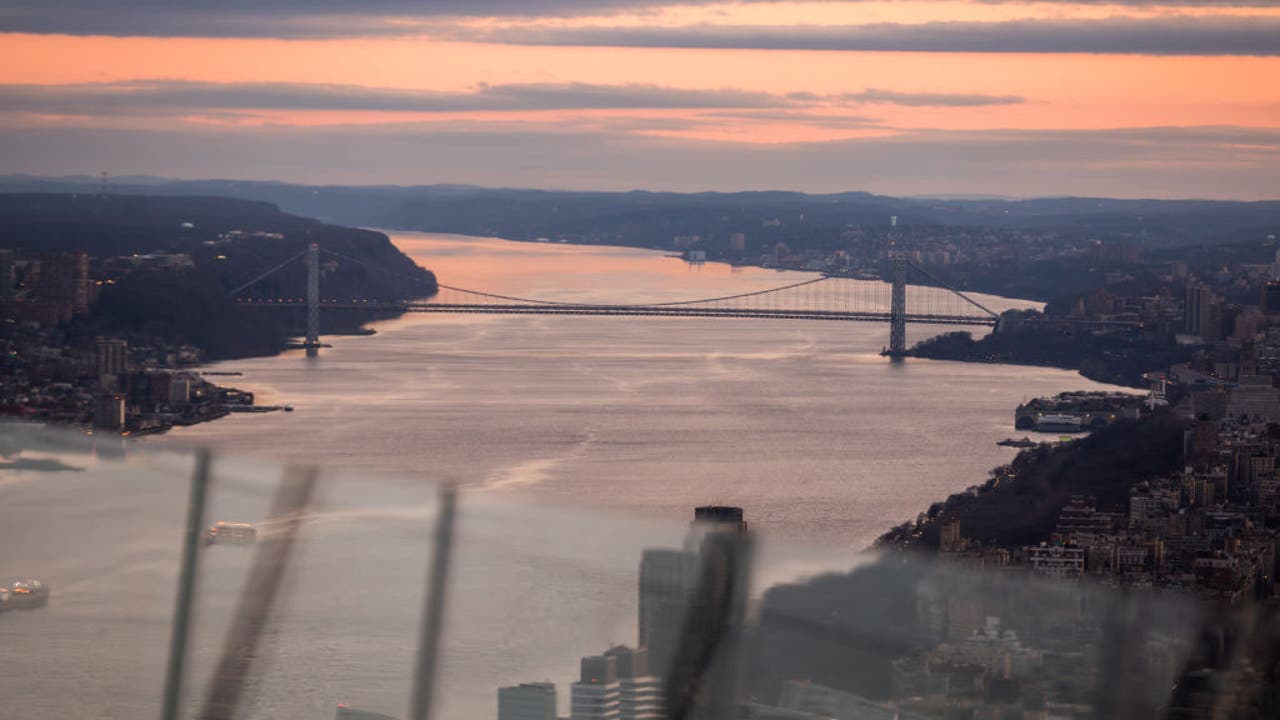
<box><xmin>232</xmin><ymin>242</ymin><xmax>1001</xmax><ymax>356</ymax></box>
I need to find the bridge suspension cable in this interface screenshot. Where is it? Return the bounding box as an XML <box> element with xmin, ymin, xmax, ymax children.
<box><xmin>228</xmin><ymin>249</ymin><xmax>308</xmax><ymax>296</ymax></box>
<box><xmin>319</xmin><ymin>247</ymin><xmax>438</xmax><ymax>289</ymax></box>
<box><xmin>232</xmin><ymin>244</ymin><xmax>1003</xmax><ymax>361</ymax></box>
<box><xmin>434</xmin><ymin>275</ymin><xmax>832</xmax><ymax>308</ymax></box>
<box><xmin>322</xmin><ymin>242</ymin><xmax>839</xmax><ymax>307</ymax></box>
<box><xmin>906</xmin><ymin>262</ymin><xmax>1000</xmax><ymax>319</ymax></box>
<box><xmin>254</xmin><ymin>244</ymin><xmax>991</xmax><ymax>323</ymax></box>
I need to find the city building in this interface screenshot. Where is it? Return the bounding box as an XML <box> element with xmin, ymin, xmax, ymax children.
<box><xmin>0</xmin><ymin>248</ymin><xmax>13</xmax><ymax>302</ymax></box>
<box><xmin>605</xmin><ymin>646</ymin><xmax>664</xmax><ymax>720</ymax></box>
<box><xmin>1185</xmin><ymin>283</ymin><xmax>1218</xmax><ymax>340</ymax></box>
<box><xmin>639</xmin><ymin>505</ymin><xmax>749</xmax><ymax>678</ymax></box>
<box><xmin>95</xmin><ymin>337</ymin><xmax>130</xmax><ymax>387</ymax></box>
<box><xmin>93</xmin><ymin>394</ymin><xmax>125</xmax><ymax>430</ymax></box>
<box><xmin>939</xmin><ymin>518</ymin><xmax>962</xmax><ymax>553</ymax></box>
<box><xmin>498</xmin><ymin>682</ymin><xmax>557</xmax><ymax>720</ymax></box>
<box><xmin>168</xmin><ymin>374</ymin><xmax>192</xmax><ymax>405</ymax></box>
<box><xmin>729</xmin><ymin>233</ymin><xmax>746</xmax><ymax>256</ymax></box>
<box><xmin>1026</xmin><ymin>544</ymin><xmax>1085</xmax><ymax>580</ymax></box>
<box><xmin>570</xmin><ymin>654</ymin><xmax>620</xmax><ymax>720</ymax></box>
<box><xmin>32</xmin><ymin>251</ymin><xmax>90</xmax><ymax>315</ymax></box>
<box><xmin>1052</xmin><ymin>495</ymin><xmax>1113</xmax><ymax>546</ymax></box>
<box><xmin>638</xmin><ymin>547</ymin><xmax>697</xmax><ymax>679</ymax></box>
<box><xmin>693</xmin><ymin>505</ymin><xmax>746</xmax><ymax>531</ymax></box>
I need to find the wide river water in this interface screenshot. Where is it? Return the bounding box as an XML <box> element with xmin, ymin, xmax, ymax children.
<box><xmin>2</xmin><ymin>232</ymin><xmax>1129</xmax><ymax>719</ymax></box>
<box><xmin>171</xmin><ymin>232</ymin><xmax>1124</xmax><ymax>543</ymax></box>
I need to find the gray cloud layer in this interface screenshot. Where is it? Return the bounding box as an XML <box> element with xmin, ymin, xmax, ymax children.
<box><xmin>0</xmin><ymin>1</ymin><xmax>671</xmax><ymax>37</ymax></box>
<box><xmin>1</xmin><ymin>123</ymin><xmax>1276</xmax><ymax>199</ymax></box>
<box><xmin>460</xmin><ymin>17</ymin><xmax>1280</xmax><ymax>56</ymax></box>
<box><xmin>844</xmin><ymin>89</ymin><xmax>1025</xmax><ymax>107</ymax></box>
<box><xmin>0</xmin><ymin>80</ymin><xmax>1023</xmax><ymax>116</ymax></box>
<box><xmin>2</xmin><ymin>2</ymin><xmax>1279</xmax><ymax>40</ymax></box>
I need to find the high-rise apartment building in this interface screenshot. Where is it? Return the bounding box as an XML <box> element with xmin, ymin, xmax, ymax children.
<box><xmin>605</xmin><ymin>646</ymin><xmax>664</xmax><ymax>720</ymax></box>
<box><xmin>498</xmin><ymin>682</ymin><xmax>557</xmax><ymax>720</ymax></box>
<box><xmin>640</xmin><ymin>506</ymin><xmax>749</xmax><ymax>679</ymax></box>
<box><xmin>638</xmin><ymin>547</ymin><xmax>698</xmax><ymax>679</ymax></box>
<box><xmin>1185</xmin><ymin>283</ymin><xmax>1218</xmax><ymax>340</ymax></box>
<box><xmin>1262</xmin><ymin>282</ymin><xmax>1280</xmax><ymax>314</ymax></box>
<box><xmin>93</xmin><ymin>394</ymin><xmax>125</xmax><ymax>430</ymax></box>
<box><xmin>692</xmin><ymin>505</ymin><xmax>746</xmax><ymax>533</ymax></box>
<box><xmin>95</xmin><ymin>337</ymin><xmax>130</xmax><ymax>384</ymax></box>
<box><xmin>570</xmin><ymin>654</ymin><xmax>620</xmax><ymax>720</ymax></box>
<box><xmin>33</xmin><ymin>252</ymin><xmax>90</xmax><ymax>314</ymax></box>
<box><xmin>0</xmin><ymin>249</ymin><xmax>14</xmax><ymax>302</ymax></box>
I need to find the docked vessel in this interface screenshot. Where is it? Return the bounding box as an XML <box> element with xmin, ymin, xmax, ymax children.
<box><xmin>204</xmin><ymin>521</ymin><xmax>257</xmax><ymax>546</ymax></box>
<box><xmin>1035</xmin><ymin>414</ymin><xmax>1084</xmax><ymax>433</ymax></box>
<box><xmin>3</xmin><ymin>579</ymin><xmax>49</xmax><ymax>610</ymax></box>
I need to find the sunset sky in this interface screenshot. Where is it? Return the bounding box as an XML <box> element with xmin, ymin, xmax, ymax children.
<box><xmin>2</xmin><ymin>1</ymin><xmax>1278</xmax><ymax>198</ymax></box>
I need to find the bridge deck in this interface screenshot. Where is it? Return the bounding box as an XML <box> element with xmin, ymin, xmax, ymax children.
<box><xmin>237</xmin><ymin>301</ymin><xmax>997</xmax><ymax>326</ymax></box>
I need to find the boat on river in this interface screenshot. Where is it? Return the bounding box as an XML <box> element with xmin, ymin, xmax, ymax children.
<box><xmin>2</xmin><ymin>579</ymin><xmax>49</xmax><ymax>610</ymax></box>
<box><xmin>204</xmin><ymin>521</ymin><xmax>257</xmax><ymax>546</ymax></box>
<box><xmin>1035</xmin><ymin>414</ymin><xmax>1084</xmax><ymax>433</ymax></box>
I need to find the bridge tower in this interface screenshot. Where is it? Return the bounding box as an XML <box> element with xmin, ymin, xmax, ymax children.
<box><xmin>887</xmin><ymin>254</ymin><xmax>907</xmax><ymax>357</ymax></box>
<box><xmin>305</xmin><ymin>241</ymin><xmax>320</xmax><ymax>348</ymax></box>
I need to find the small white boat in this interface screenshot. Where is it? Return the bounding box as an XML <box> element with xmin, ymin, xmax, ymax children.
<box><xmin>204</xmin><ymin>521</ymin><xmax>257</xmax><ymax>546</ymax></box>
<box><xmin>3</xmin><ymin>579</ymin><xmax>49</xmax><ymax>610</ymax></box>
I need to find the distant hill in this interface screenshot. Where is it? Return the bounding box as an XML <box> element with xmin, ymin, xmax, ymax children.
<box><xmin>2</xmin><ymin>175</ymin><xmax>1278</xmax><ymax>249</ymax></box>
<box><xmin>0</xmin><ymin>193</ymin><xmax>437</xmax><ymax>359</ymax></box>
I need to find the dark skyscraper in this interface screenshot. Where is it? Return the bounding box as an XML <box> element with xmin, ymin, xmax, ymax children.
<box><xmin>33</xmin><ymin>251</ymin><xmax>90</xmax><ymax>315</ymax></box>
<box><xmin>96</xmin><ymin>337</ymin><xmax>130</xmax><ymax>384</ymax></box>
<box><xmin>638</xmin><ymin>547</ymin><xmax>697</xmax><ymax>679</ymax></box>
<box><xmin>1262</xmin><ymin>282</ymin><xmax>1280</xmax><ymax>314</ymax></box>
<box><xmin>639</xmin><ymin>507</ymin><xmax>749</xmax><ymax>685</ymax></box>
<box><xmin>693</xmin><ymin>506</ymin><xmax>746</xmax><ymax>531</ymax></box>
<box><xmin>0</xmin><ymin>249</ymin><xmax>14</xmax><ymax>302</ymax></box>
<box><xmin>1185</xmin><ymin>283</ymin><xmax>1217</xmax><ymax>339</ymax></box>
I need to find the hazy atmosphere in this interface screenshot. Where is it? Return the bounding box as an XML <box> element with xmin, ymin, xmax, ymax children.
<box><xmin>7</xmin><ymin>3</ymin><xmax>1280</xmax><ymax>720</ymax></box>
<box><xmin>3</xmin><ymin>0</ymin><xmax>1279</xmax><ymax>197</ymax></box>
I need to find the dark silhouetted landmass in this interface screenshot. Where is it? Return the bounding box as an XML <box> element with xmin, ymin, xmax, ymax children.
<box><xmin>878</xmin><ymin>411</ymin><xmax>1188</xmax><ymax>551</ymax></box>
<box><xmin>5</xmin><ymin>176</ymin><xmax>1277</xmax><ymax>314</ymax></box>
<box><xmin>907</xmin><ymin>317</ymin><xmax>1196</xmax><ymax>388</ymax></box>
<box><xmin>0</xmin><ymin>193</ymin><xmax>437</xmax><ymax>359</ymax></box>
<box><xmin>4</xmin><ymin>176</ymin><xmax>1279</xmax><ymax>254</ymax></box>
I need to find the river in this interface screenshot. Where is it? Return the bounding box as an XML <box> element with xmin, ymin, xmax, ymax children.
<box><xmin>1</xmin><ymin>232</ymin><xmax>1129</xmax><ymax>719</ymax></box>
<box><xmin>169</xmin><ymin>232</ymin><xmax>1123</xmax><ymax>545</ymax></box>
